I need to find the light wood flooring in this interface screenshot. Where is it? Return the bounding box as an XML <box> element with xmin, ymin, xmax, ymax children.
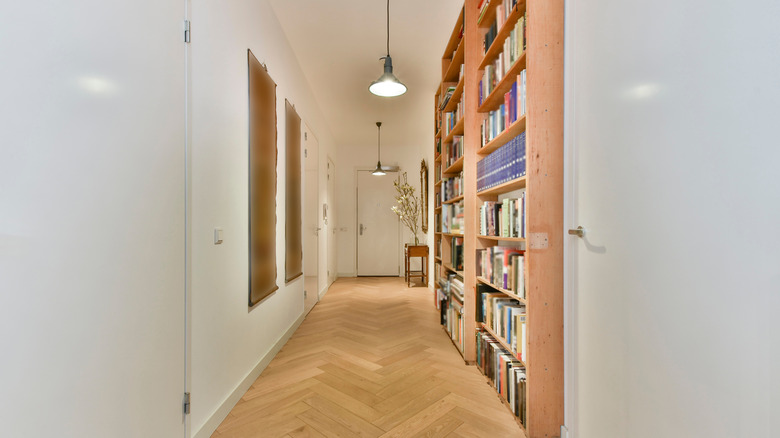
<box><xmin>213</xmin><ymin>277</ymin><xmax>526</xmax><ymax>438</ymax></box>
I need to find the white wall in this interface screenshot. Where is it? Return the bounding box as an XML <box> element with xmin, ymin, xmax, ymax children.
<box><xmin>189</xmin><ymin>0</ymin><xmax>336</xmax><ymax>435</ymax></box>
<box><xmin>566</xmin><ymin>0</ymin><xmax>780</xmax><ymax>437</ymax></box>
<box><xmin>0</xmin><ymin>1</ymin><xmax>186</xmax><ymax>436</ymax></box>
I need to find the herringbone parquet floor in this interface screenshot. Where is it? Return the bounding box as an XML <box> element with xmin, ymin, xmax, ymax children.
<box><xmin>213</xmin><ymin>277</ymin><xmax>526</xmax><ymax>438</ymax></box>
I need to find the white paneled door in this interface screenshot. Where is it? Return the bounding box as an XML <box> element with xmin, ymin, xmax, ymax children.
<box><xmin>0</xmin><ymin>1</ymin><xmax>187</xmax><ymax>436</ymax></box>
<box><xmin>356</xmin><ymin>171</ymin><xmax>400</xmax><ymax>276</ymax></box>
<box><xmin>565</xmin><ymin>0</ymin><xmax>780</xmax><ymax>437</ymax></box>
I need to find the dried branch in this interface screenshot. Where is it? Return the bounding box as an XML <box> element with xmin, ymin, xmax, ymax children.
<box><xmin>391</xmin><ymin>172</ymin><xmax>421</xmax><ymax>245</ymax></box>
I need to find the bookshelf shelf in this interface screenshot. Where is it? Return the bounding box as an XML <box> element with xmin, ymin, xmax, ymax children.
<box><xmin>480</xmin><ymin>323</ymin><xmax>525</xmax><ymax>364</ymax></box>
<box><xmin>435</xmin><ymin>206</ymin><xmax>443</xmax><ymax>212</ymax></box>
<box><xmin>477</xmin><ymin>176</ymin><xmax>526</xmax><ymax>196</ymax></box>
<box><xmin>443</xmin><ymin>155</ymin><xmax>464</xmax><ymax>174</ymax></box>
<box><xmin>443</xmin><ymin>7</ymin><xmax>465</xmax><ymax>56</ymax></box>
<box><xmin>477</xmin><ymin>235</ymin><xmax>526</xmax><ymax>242</ymax></box>
<box><xmin>433</xmin><ymin>1</ymin><xmax>562</xmax><ymax>435</ymax></box>
<box><xmin>442</xmin><ymin>232</ymin><xmax>464</xmax><ymax>238</ymax></box>
<box><xmin>443</xmin><ymin>117</ymin><xmax>465</xmax><ymax>144</ymax></box>
<box><xmin>441</xmin><ymin>263</ymin><xmax>464</xmax><ymax>277</ymax></box>
<box><xmin>476</xmin><ymin>276</ymin><xmax>526</xmax><ymax>302</ymax></box>
<box><xmin>443</xmin><ymin>77</ymin><xmax>465</xmax><ymax>113</ymax></box>
<box><xmin>443</xmin><ymin>195</ymin><xmax>465</xmax><ymax>204</ymax></box>
<box><xmin>435</xmin><ymin>180</ymin><xmax>443</xmax><ymax>188</ymax></box>
<box><xmin>435</xmin><ymin>256</ymin><xmax>442</xmax><ymax>262</ymax></box>
<box><xmin>478</xmin><ymin>115</ymin><xmax>526</xmax><ymax>155</ymax></box>
<box><xmin>477</xmin><ymin>53</ymin><xmax>527</xmax><ymax>112</ymax></box>
<box><xmin>477</xmin><ymin>0</ymin><xmax>501</xmax><ymax>28</ymax></box>
<box><xmin>478</xmin><ymin>2</ymin><xmax>526</xmax><ymax>69</ymax></box>
<box><xmin>443</xmin><ymin>40</ymin><xmax>466</xmax><ymax>83</ymax></box>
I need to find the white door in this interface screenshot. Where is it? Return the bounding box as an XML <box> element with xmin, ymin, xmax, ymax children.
<box><xmin>356</xmin><ymin>170</ymin><xmax>399</xmax><ymax>276</ymax></box>
<box><xmin>327</xmin><ymin>158</ymin><xmax>337</xmax><ymax>285</ymax></box>
<box><xmin>0</xmin><ymin>1</ymin><xmax>186</xmax><ymax>436</ymax></box>
<box><xmin>303</xmin><ymin>125</ymin><xmax>319</xmax><ymax>313</ymax></box>
<box><xmin>565</xmin><ymin>1</ymin><xmax>780</xmax><ymax>437</ymax></box>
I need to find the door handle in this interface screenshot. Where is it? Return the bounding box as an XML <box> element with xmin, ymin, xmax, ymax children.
<box><xmin>568</xmin><ymin>226</ymin><xmax>585</xmax><ymax>237</ymax></box>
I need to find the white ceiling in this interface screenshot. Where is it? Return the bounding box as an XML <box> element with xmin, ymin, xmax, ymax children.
<box><xmin>268</xmin><ymin>0</ymin><xmax>463</xmax><ymax>149</ymax></box>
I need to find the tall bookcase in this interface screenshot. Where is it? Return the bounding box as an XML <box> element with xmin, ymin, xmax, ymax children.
<box><xmin>433</xmin><ymin>0</ymin><xmax>563</xmax><ymax>436</ymax></box>
<box><xmin>434</xmin><ymin>6</ymin><xmax>468</xmax><ymax>356</ymax></box>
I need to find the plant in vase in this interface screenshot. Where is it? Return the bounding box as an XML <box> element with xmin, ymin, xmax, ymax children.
<box><xmin>391</xmin><ymin>172</ymin><xmax>422</xmax><ymax>245</ymax></box>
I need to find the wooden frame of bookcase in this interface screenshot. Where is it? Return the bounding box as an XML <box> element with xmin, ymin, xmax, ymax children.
<box><xmin>435</xmin><ymin>1</ymin><xmax>563</xmax><ymax>437</ymax></box>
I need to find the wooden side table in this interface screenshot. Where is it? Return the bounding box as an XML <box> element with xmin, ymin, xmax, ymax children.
<box><xmin>404</xmin><ymin>244</ymin><xmax>429</xmax><ymax>287</ymax></box>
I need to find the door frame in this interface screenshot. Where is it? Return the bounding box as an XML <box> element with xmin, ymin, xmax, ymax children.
<box><xmin>354</xmin><ymin>168</ymin><xmax>401</xmax><ymax>277</ymax></box>
<box><xmin>324</xmin><ymin>155</ymin><xmax>336</xmax><ymax>292</ymax></box>
<box><xmin>562</xmin><ymin>0</ymin><xmax>577</xmax><ymax>435</ymax></box>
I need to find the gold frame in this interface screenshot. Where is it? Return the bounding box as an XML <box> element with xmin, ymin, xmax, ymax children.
<box><xmin>420</xmin><ymin>159</ymin><xmax>429</xmax><ymax>234</ymax></box>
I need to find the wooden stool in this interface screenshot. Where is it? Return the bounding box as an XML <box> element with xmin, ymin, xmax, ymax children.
<box><xmin>404</xmin><ymin>244</ymin><xmax>429</xmax><ymax>287</ymax></box>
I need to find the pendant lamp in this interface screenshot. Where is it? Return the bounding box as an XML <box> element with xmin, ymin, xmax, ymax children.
<box><xmin>372</xmin><ymin>122</ymin><xmax>386</xmax><ymax>176</ymax></box>
<box><xmin>369</xmin><ymin>0</ymin><xmax>407</xmax><ymax>97</ymax></box>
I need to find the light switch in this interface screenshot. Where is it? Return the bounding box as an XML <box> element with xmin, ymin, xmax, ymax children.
<box><xmin>214</xmin><ymin>228</ymin><xmax>223</xmax><ymax>244</ymax></box>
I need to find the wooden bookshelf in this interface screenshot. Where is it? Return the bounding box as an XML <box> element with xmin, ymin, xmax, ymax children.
<box><xmin>476</xmin><ymin>276</ymin><xmax>526</xmax><ymax>302</ymax></box>
<box><xmin>480</xmin><ymin>323</ymin><xmax>525</xmax><ymax>364</ymax></box>
<box><xmin>433</xmin><ymin>0</ymin><xmax>564</xmax><ymax>436</ymax></box>
<box><xmin>443</xmin><ymin>155</ymin><xmax>464</xmax><ymax>175</ymax></box>
<box><xmin>477</xmin><ymin>235</ymin><xmax>526</xmax><ymax>243</ymax></box>
<box><xmin>442</xmin><ymin>77</ymin><xmax>465</xmax><ymax>113</ymax></box>
<box><xmin>434</xmin><ymin>5</ymin><xmax>469</xmax><ymax>363</ymax></box>
<box><xmin>478</xmin><ymin>2</ymin><xmax>527</xmax><ymax>70</ymax></box>
<box><xmin>443</xmin><ymin>117</ymin><xmax>465</xmax><ymax>144</ymax></box>
<box><xmin>478</xmin><ymin>115</ymin><xmax>527</xmax><ymax>155</ymax></box>
<box><xmin>477</xmin><ymin>52</ymin><xmax>526</xmax><ymax>111</ymax></box>
<box><xmin>443</xmin><ymin>195</ymin><xmax>464</xmax><ymax>204</ymax></box>
<box><xmin>476</xmin><ymin>175</ymin><xmax>526</xmax><ymax>196</ymax></box>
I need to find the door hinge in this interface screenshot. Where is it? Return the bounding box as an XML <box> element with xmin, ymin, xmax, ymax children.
<box><xmin>305</xmin><ymin>132</ymin><xmax>308</xmax><ymax>140</ymax></box>
<box><xmin>184</xmin><ymin>20</ymin><xmax>191</xmax><ymax>43</ymax></box>
<box><xmin>183</xmin><ymin>392</ymin><xmax>191</xmax><ymax>415</ymax></box>
<box><xmin>304</xmin><ymin>148</ymin><xmax>308</xmax><ymax>158</ymax></box>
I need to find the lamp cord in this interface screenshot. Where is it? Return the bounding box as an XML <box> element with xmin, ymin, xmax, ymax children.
<box><xmin>377</xmin><ymin>122</ymin><xmax>382</xmax><ymax>160</ymax></box>
<box><xmin>386</xmin><ymin>0</ymin><xmax>390</xmax><ymax>56</ymax></box>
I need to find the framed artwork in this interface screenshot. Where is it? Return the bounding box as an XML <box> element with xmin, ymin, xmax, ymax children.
<box><xmin>248</xmin><ymin>49</ymin><xmax>279</xmax><ymax>307</ymax></box>
<box><xmin>285</xmin><ymin>100</ymin><xmax>303</xmax><ymax>283</ymax></box>
<box><xmin>421</xmin><ymin>159</ymin><xmax>428</xmax><ymax>234</ymax></box>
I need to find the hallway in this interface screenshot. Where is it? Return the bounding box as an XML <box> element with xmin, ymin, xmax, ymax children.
<box><xmin>213</xmin><ymin>277</ymin><xmax>525</xmax><ymax>437</ymax></box>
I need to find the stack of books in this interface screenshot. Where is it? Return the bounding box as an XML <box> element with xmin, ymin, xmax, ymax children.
<box><xmin>441</xmin><ymin>202</ymin><xmax>465</xmax><ymax>234</ymax></box>
<box><xmin>477</xmin><ymin>131</ymin><xmax>526</xmax><ymax>191</ymax></box>
<box><xmin>479</xmin><ymin>194</ymin><xmax>526</xmax><ymax>238</ymax></box>
<box><xmin>476</xmin><ymin>246</ymin><xmax>525</xmax><ymax>298</ymax></box>
<box><xmin>476</xmin><ymin>330</ymin><xmax>527</xmax><ymax>422</ymax></box>
<box><xmin>479</xmin><ymin>70</ymin><xmax>526</xmax><ymax>143</ymax></box>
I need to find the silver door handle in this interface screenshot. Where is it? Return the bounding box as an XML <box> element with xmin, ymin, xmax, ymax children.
<box><xmin>568</xmin><ymin>226</ymin><xmax>585</xmax><ymax>237</ymax></box>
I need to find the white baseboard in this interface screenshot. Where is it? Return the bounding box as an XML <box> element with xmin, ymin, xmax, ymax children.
<box><xmin>337</xmin><ymin>271</ymin><xmax>356</xmax><ymax>278</ymax></box>
<box><xmin>319</xmin><ymin>284</ymin><xmax>329</xmax><ymax>299</ymax></box>
<box><xmin>193</xmin><ymin>311</ymin><xmax>306</xmax><ymax>438</ymax></box>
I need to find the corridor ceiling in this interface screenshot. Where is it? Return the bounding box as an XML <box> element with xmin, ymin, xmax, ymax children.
<box><xmin>269</xmin><ymin>0</ymin><xmax>463</xmax><ymax>150</ymax></box>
